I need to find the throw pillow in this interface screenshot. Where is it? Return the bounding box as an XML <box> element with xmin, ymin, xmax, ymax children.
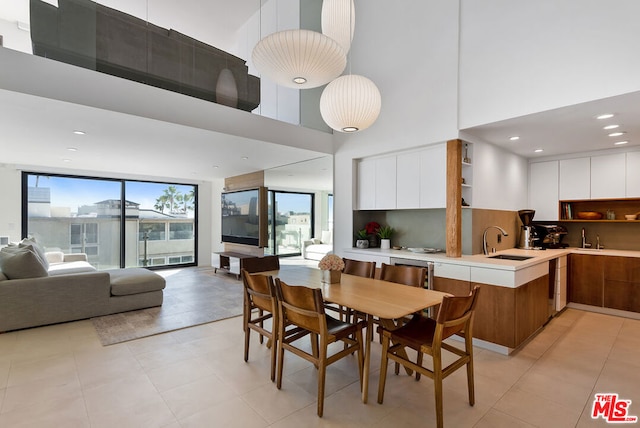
<box><xmin>0</xmin><ymin>247</ymin><xmax>49</xmax><ymax>279</ymax></box>
<box><xmin>19</xmin><ymin>237</ymin><xmax>49</xmax><ymax>270</ymax></box>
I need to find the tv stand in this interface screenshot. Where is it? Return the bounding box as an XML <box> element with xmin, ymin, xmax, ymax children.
<box><xmin>213</xmin><ymin>252</ymin><xmax>279</xmax><ymax>279</ymax></box>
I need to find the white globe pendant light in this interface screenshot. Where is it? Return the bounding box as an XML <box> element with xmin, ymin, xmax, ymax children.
<box><xmin>320</xmin><ymin>74</ymin><xmax>381</xmax><ymax>132</ymax></box>
<box><xmin>252</xmin><ymin>29</ymin><xmax>346</xmax><ymax>89</ymax></box>
<box><xmin>321</xmin><ymin>0</ymin><xmax>355</xmax><ymax>54</ymax></box>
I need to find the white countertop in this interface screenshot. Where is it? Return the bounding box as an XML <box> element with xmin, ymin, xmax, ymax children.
<box><xmin>342</xmin><ymin>246</ymin><xmax>640</xmax><ymax>287</ymax></box>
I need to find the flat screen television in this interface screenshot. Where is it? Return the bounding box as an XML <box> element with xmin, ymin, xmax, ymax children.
<box><xmin>221</xmin><ymin>188</ymin><xmax>265</xmax><ymax>246</ymax></box>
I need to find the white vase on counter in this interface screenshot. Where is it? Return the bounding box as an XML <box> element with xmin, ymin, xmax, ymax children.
<box><xmin>380</xmin><ymin>239</ymin><xmax>391</xmax><ymax>250</ymax></box>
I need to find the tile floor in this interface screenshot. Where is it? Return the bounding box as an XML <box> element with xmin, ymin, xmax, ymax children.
<box><xmin>1</xmin><ymin>263</ymin><xmax>639</xmax><ymax>427</ymax></box>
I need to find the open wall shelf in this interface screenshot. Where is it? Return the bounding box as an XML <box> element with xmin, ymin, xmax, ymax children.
<box><xmin>560</xmin><ymin>198</ymin><xmax>640</xmax><ymax>222</ymax></box>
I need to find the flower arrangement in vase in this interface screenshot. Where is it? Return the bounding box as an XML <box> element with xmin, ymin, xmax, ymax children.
<box><xmin>365</xmin><ymin>222</ymin><xmax>380</xmax><ymax>248</ymax></box>
<box><xmin>377</xmin><ymin>225</ymin><xmax>394</xmax><ymax>250</ymax></box>
<box><xmin>318</xmin><ymin>254</ymin><xmax>345</xmax><ymax>283</ymax></box>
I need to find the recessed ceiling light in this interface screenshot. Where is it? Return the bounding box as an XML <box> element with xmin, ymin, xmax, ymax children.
<box><xmin>212</xmin><ymin>165</ymin><xmax>219</xmax><ymax>169</ymax></box>
<box><xmin>596</xmin><ymin>114</ymin><xmax>614</xmax><ymax>120</ymax></box>
<box><xmin>614</xmin><ymin>141</ymin><xmax>629</xmax><ymax>146</ymax></box>
<box><xmin>62</xmin><ymin>158</ymin><xmax>71</xmax><ymax>162</ymax></box>
<box><xmin>241</xmin><ymin>156</ymin><xmax>248</xmax><ymax>160</ymax></box>
<box><xmin>73</xmin><ymin>130</ymin><xmax>86</xmax><ymax>135</ymax></box>
<box><xmin>66</xmin><ymin>147</ymin><xmax>78</xmax><ymax>152</ymax></box>
<box><xmin>534</xmin><ymin>149</ymin><xmax>544</xmax><ymax>153</ymax></box>
<box><xmin>603</xmin><ymin>124</ymin><xmax>619</xmax><ymax>130</ymax></box>
<box><xmin>608</xmin><ymin>132</ymin><xmax>626</xmax><ymax>137</ymax></box>
<box><xmin>509</xmin><ymin>136</ymin><xmax>520</xmax><ymax>141</ymax></box>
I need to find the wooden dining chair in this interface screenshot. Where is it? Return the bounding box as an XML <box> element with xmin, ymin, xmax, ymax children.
<box><xmin>343</xmin><ymin>258</ymin><xmax>376</xmax><ymax>278</ymax></box>
<box><xmin>326</xmin><ymin>258</ymin><xmax>377</xmax><ymax>322</ymax></box>
<box><xmin>377</xmin><ymin>286</ymin><xmax>481</xmax><ymax>428</ymax></box>
<box><xmin>274</xmin><ymin>278</ymin><xmax>366</xmax><ymax>417</ymax></box>
<box><xmin>379</xmin><ymin>263</ymin><xmax>427</xmax><ymax>288</ymax></box>
<box><xmin>241</xmin><ymin>269</ymin><xmax>278</xmax><ymax>381</ymax></box>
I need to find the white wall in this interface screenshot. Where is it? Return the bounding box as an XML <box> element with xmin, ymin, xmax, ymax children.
<box><xmin>0</xmin><ymin>163</ymin><xmax>216</xmax><ymax>267</ymax></box>
<box><xmin>460</xmin><ymin>137</ymin><xmax>528</xmax><ymax>210</ymax></box>
<box><xmin>0</xmin><ymin>165</ymin><xmax>23</xmax><ymax>242</ymax></box>
<box><xmin>459</xmin><ymin>0</ymin><xmax>640</xmax><ymax>128</ymax></box>
<box><xmin>333</xmin><ymin>0</ymin><xmax>461</xmax><ymax>256</ymax></box>
<box><xmin>0</xmin><ymin>18</ymin><xmax>31</xmax><ymax>53</ymax></box>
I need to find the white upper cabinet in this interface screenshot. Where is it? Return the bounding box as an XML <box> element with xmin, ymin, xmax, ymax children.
<box><xmin>396</xmin><ymin>152</ymin><xmax>421</xmax><ymax>209</ymax></box>
<box><xmin>357</xmin><ymin>158</ymin><xmax>376</xmax><ymax>210</ymax></box>
<box><xmin>419</xmin><ymin>144</ymin><xmax>447</xmax><ymax>208</ymax></box>
<box><xmin>529</xmin><ymin>160</ymin><xmax>559</xmax><ymax>221</ymax></box>
<box><xmin>375</xmin><ymin>156</ymin><xmax>397</xmax><ymax>209</ymax></box>
<box><xmin>591</xmin><ymin>153</ymin><xmax>626</xmax><ymax>199</ymax></box>
<box><xmin>559</xmin><ymin>157</ymin><xmax>590</xmax><ymax>200</ymax></box>
<box><xmin>357</xmin><ymin>144</ymin><xmax>448</xmax><ymax>211</ymax></box>
<box><xmin>626</xmin><ymin>151</ymin><xmax>640</xmax><ymax>197</ymax></box>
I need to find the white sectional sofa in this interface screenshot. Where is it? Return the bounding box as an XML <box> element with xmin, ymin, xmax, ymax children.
<box><xmin>0</xmin><ymin>238</ymin><xmax>165</xmax><ymax>332</ymax></box>
<box><xmin>302</xmin><ymin>230</ymin><xmax>333</xmax><ymax>261</ymax></box>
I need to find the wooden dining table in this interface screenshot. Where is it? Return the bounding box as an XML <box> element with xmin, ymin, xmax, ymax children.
<box><xmin>259</xmin><ymin>267</ymin><xmax>450</xmax><ymax>403</ymax></box>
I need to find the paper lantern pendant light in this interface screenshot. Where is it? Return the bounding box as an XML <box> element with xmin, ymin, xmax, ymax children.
<box><xmin>321</xmin><ymin>0</ymin><xmax>355</xmax><ymax>53</ymax></box>
<box><xmin>252</xmin><ymin>29</ymin><xmax>346</xmax><ymax>89</ymax></box>
<box><xmin>320</xmin><ymin>74</ymin><xmax>381</xmax><ymax>132</ymax></box>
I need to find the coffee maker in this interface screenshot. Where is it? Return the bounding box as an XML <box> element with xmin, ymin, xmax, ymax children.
<box><xmin>518</xmin><ymin>209</ymin><xmax>539</xmax><ymax>249</ymax></box>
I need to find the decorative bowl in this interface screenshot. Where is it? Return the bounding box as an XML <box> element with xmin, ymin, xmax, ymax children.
<box><xmin>625</xmin><ymin>214</ymin><xmax>637</xmax><ymax>220</ymax></box>
<box><xmin>576</xmin><ymin>211</ymin><xmax>603</xmax><ymax>220</ymax></box>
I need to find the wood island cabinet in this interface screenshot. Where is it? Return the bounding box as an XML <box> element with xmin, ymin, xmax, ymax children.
<box><xmin>433</xmin><ymin>274</ymin><xmax>549</xmax><ymax>349</ymax></box>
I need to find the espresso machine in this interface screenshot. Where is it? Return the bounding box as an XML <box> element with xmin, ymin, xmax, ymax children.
<box><xmin>518</xmin><ymin>209</ymin><xmax>539</xmax><ymax>249</ymax></box>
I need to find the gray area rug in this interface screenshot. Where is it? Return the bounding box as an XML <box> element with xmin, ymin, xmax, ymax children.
<box><xmin>92</xmin><ymin>267</ymin><xmax>244</xmax><ymax>345</ymax></box>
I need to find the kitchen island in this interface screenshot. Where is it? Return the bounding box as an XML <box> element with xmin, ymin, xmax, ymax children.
<box><xmin>343</xmin><ymin>247</ymin><xmax>571</xmax><ymax>354</ymax></box>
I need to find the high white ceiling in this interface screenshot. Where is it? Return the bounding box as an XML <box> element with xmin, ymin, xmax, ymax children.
<box><xmin>0</xmin><ymin>0</ymin><xmax>335</xmax><ymax>192</ymax></box>
<box><xmin>1</xmin><ymin>0</ymin><xmax>638</xmax><ymax>195</ymax></box>
<box><xmin>462</xmin><ymin>91</ymin><xmax>640</xmax><ymax>159</ymax></box>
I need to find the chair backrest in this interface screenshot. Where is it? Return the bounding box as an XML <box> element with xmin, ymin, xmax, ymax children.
<box><xmin>342</xmin><ymin>258</ymin><xmax>376</xmax><ymax>278</ymax></box>
<box><xmin>241</xmin><ymin>269</ymin><xmax>276</xmax><ymax>312</ymax></box>
<box><xmin>274</xmin><ymin>278</ymin><xmax>325</xmax><ymax>335</ymax></box>
<box><xmin>379</xmin><ymin>263</ymin><xmax>427</xmax><ymax>288</ymax></box>
<box><xmin>435</xmin><ymin>286</ymin><xmax>480</xmax><ymax>340</ymax></box>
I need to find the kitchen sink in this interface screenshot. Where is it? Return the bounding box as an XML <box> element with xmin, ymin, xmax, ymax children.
<box><xmin>488</xmin><ymin>254</ymin><xmax>534</xmax><ymax>261</ymax></box>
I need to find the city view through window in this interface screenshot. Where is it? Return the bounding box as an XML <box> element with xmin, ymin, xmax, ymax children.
<box><xmin>24</xmin><ymin>173</ymin><xmax>196</xmax><ymax>269</ymax></box>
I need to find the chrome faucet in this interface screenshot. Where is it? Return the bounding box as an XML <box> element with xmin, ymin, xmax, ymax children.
<box><xmin>483</xmin><ymin>226</ymin><xmax>509</xmax><ymax>255</ymax></box>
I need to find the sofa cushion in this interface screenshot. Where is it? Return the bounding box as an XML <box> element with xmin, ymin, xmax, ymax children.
<box><xmin>321</xmin><ymin>230</ymin><xmax>333</xmax><ymax>244</ymax></box>
<box><xmin>19</xmin><ymin>237</ymin><xmax>49</xmax><ymax>270</ymax></box>
<box><xmin>48</xmin><ymin>261</ymin><xmax>96</xmax><ymax>276</ymax></box>
<box><xmin>107</xmin><ymin>268</ymin><xmax>166</xmax><ymax>296</ymax></box>
<box><xmin>45</xmin><ymin>251</ymin><xmax>65</xmax><ymax>264</ymax></box>
<box><xmin>0</xmin><ymin>247</ymin><xmax>49</xmax><ymax>279</ymax></box>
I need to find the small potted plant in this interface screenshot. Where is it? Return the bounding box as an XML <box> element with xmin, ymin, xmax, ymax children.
<box><xmin>355</xmin><ymin>229</ymin><xmax>369</xmax><ymax>248</ymax></box>
<box><xmin>377</xmin><ymin>225</ymin><xmax>394</xmax><ymax>250</ymax></box>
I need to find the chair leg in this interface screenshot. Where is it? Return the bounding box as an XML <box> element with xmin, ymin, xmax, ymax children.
<box><xmin>258</xmin><ymin>309</ymin><xmax>264</xmax><ymax>344</ymax></box>
<box><xmin>244</xmin><ymin>326</ymin><xmax>250</xmax><ymax>363</ymax></box>
<box><xmin>433</xmin><ymin>350</ymin><xmax>444</xmax><ymax>428</ymax></box>
<box><xmin>276</xmin><ymin>332</ymin><xmax>285</xmax><ymax>390</ymax></box>
<box><xmin>466</xmin><ymin>339</ymin><xmax>475</xmax><ymax>406</ymax></box>
<box><xmin>317</xmin><ymin>345</ymin><xmax>327</xmax><ymax>417</ymax></box>
<box><xmin>355</xmin><ymin>328</ymin><xmax>364</xmax><ymax>385</ymax></box>
<box><xmin>377</xmin><ymin>334</ymin><xmax>391</xmax><ymax>404</ymax></box>
<box><xmin>415</xmin><ymin>352</ymin><xmax>423</xmax><ymax>380</ymax></box>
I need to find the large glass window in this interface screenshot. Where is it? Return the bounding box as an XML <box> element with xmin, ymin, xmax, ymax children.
<box><xmin>23</xmin><ymin>173</ymin><xmax>197</xmax><ymax>269</ymax></box>
<box><xmin>266</xmin><ymin>191</ymin><xmax>313</xmax><ymax>256</ymax></box>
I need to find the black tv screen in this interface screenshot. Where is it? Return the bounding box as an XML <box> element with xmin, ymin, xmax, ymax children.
<box><xmin>221</xmin><ymin>188</ymin><xmax>261</xmax><ymax>246</ymax></box>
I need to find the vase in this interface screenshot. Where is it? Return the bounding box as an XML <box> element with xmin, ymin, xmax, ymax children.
<box><xmin>367</xmin><ymin>234</ymin><xmax>379</xmax><ymax>248</ymax></box>
<box><xmin>321</xmin><ymin>269</ymin><xmax>341</xmax><ymax>284</ymax></box>
<box><xmin>380</xmin><ymin>238</ymin><xmax>391</xmax><ymax>250</ymax></box>
<box><xmin>355</xmin><ymin>239</ymin><xmax>369</xmax><ymax>249</ymax></box>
